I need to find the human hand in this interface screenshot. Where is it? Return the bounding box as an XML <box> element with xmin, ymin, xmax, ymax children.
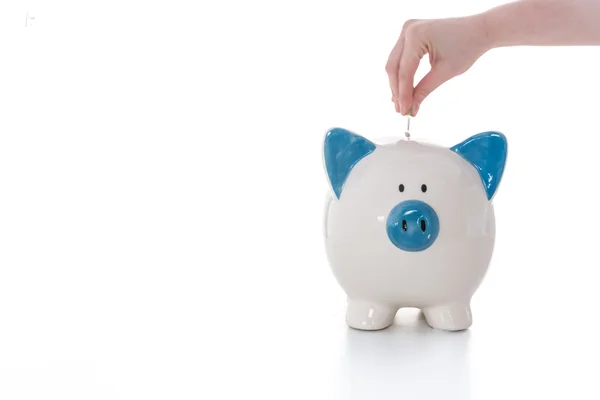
<box><xmin>386</xmin><ymin>15</ymin><xmax>491</xmax><ymax>116</ymax></box>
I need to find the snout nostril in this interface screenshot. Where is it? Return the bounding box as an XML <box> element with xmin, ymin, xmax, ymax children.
<box><xmin>402</xmin><ymin>220</ymin><xmax>407</xmax><ymax>232</ymax></box>
<box><xmin>420</xmin><ymin>219</ymin><xmax>426</xmax><ymax>232</ymax></box>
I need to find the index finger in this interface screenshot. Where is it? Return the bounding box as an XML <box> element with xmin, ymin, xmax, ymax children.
<box><xmin>385</xmin><ymin>35</ymin><xmax>405</xmax><ymax>112</ymax></box>
<box><xmin>397</xmin><ymin>43</ymin><xmax>422</xmax><ymax>115</ymax></box>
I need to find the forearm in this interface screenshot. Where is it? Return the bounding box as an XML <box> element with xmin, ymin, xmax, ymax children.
<box><xmin>478</xmin><ymin>0</ymin><xmax>600</xmax><ymax>48</ymax></box>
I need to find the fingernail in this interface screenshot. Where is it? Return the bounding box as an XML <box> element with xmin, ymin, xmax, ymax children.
<box><xmin>399</xmin><ymin>105</ymin><xmax>406</xmax><ymax>115</ymax></box>
<box><xmin>411</xmin><ymin>104</ymin><xmax>419</xmax><ymax>116</ymax></box>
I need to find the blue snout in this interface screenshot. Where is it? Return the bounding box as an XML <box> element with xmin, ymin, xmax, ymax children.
<box><xmin>386</xmin><ymin>200</ymin><xmax>440</xmax><ymax>252</ymax></box>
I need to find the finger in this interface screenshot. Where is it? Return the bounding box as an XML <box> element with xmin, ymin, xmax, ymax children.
<box><xmin>397</xmin><ymin>40</ymin><xmax>423</xmax><ymax>115</ymax></box>
<box><xmin>411</xmin><ymin>65</ymin><xmax>453</xmax><ymax>116</ymax></box>
<box><xmin>385</xmin><ymin>36</ymin><xmax>405</xmax><ymax>111</ymax></box>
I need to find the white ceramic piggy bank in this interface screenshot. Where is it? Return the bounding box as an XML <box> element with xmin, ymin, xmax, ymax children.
<box><xmin>322</xmin><ymin>127</ymin><xmax>508</xmax><ymax>331</ymax></box>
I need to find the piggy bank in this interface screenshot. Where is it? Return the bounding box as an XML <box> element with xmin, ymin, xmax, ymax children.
<box><xmin>322</xmin><ymin>127</ymin><xmax>508</xmax><ymax>331</ymax></box>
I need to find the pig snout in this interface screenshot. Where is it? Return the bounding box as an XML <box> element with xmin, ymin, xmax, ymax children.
<box><xmin>386</xmin><ymin>200</ymin><xmax>440</xmax><ymax>252</ymax></box>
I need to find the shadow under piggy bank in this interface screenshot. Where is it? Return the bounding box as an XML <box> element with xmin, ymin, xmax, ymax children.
<box><xmin>338</xmin><ymin>308</ymin><xmax>471</xmax><ymax>400</ymax></box>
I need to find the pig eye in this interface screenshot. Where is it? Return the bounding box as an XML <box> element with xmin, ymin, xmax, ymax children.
<box><xmin>421</xmin><ymin>184</ymin><xmax>427</xmax><ymax>193</ymax></box>
<box><xmin>398</xmin><ymin>184</ymin><xmax>405</xmax><ymax>193</ymax></box>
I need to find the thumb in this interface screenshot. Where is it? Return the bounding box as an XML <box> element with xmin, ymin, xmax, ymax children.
<box><xmin>411</xmin><ymin>65</ymin><xmax>453</xmax><ymax>116</ymax></box>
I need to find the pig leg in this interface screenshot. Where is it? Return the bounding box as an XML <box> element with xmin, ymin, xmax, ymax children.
<box><xmin>422</xmin><ymin>302</ymin><xmax>472</xmax><ymax>331</ymax></box>
<box><xmin>345</xmin><ymin>299</ymin><xmax>397</xmax><ymax>330</ymax></box>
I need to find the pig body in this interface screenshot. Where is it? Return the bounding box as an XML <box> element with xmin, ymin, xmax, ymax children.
<box><xmin>322</xmin><ymin>128</ymin><xmax>507</xmax><ymax>331</ymax></box>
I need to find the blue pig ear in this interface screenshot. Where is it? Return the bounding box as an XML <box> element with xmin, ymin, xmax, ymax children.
<box><xmin>323</xmin><ymin>127</ymin><xmax>376</xmax><ymax>199</ymax></box>
<box><xmin>450</xmin><ymin>131</ymin><xmax>508</xmax><ymax>201</ymax></box>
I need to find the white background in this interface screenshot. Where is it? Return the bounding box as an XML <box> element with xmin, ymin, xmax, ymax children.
<box><xmin>1</xmin><ymin>0</ymin><xmax>600</xmax><ymax>399</ymax></box>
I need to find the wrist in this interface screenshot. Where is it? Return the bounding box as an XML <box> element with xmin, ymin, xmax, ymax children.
<box><xmin>472</xmin><ymin>11</ymin><xmax>500</xmax><ymax>52</ymax></box>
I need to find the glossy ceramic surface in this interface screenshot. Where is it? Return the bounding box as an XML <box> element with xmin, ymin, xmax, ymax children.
<box><xmin>322</xmin><ymin>127</ymin><xmax>508</xmax><ymax>331</ymax></box>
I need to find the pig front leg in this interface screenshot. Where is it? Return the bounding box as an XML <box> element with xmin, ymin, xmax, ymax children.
<box><xmin>345</xmin><ymin>299</ymin><xmax>398</xmax><ymax>330</ymax></box>
<box><xmin>423</xmin><ymin>302</ymin><xmax>472</xmax><ymax>331</ymax></box>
